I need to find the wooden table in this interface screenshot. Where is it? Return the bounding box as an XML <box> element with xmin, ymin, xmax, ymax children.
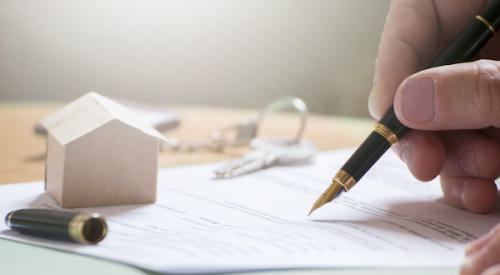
<box><xmin>0</xmin><ymin>103</ymin><xmax>458</xmax><ymax>275</ymax></box>
<box><xmin>0</xmin><ymin>102</ymin><xmax>373</xmax><ymax>184</ymax></box>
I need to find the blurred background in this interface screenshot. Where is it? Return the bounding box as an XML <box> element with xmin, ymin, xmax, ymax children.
<box><xmin>0</xmin><ymin>0</ymin><xmax>390</xmax><ymax>117</ymax></box>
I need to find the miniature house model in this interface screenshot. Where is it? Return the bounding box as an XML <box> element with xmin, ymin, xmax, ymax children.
<box><xmin>41</xmin><ymin>92</ymin><xmax>166</xmax><ymax>208</ymax></box>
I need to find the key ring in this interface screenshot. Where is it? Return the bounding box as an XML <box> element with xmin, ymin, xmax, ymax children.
<box><xmin>161</xmin><ymin>97</ymin><xmax>308</xmax><ymax>151</ymax></box>
<box><xmin>256</xmin><ymin>97</ymin><xmax>308</xmax><ymax>143</ymax></box>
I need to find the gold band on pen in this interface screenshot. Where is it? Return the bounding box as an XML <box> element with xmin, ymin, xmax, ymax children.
<box><xmin>68</xmin><ymin>213</ymin><xmax>107</xmax><ymax>244</ymax></box>
<box><xmin>5</xmin><ymin>211</ymin><xmax>13</xmax><ymax>228</ymax></box>
<box><xmin>332</xmin><ymin>170</ymin><xmax>356</xmax><ymax>191</ymax></box>
<box><xmin>68</xmin><ymin>214</ymin><xmax>90</xmax><ymax>244</ymax></box>
<box><xmin>476</xmin><ymin>15</ymin><xmax>496</xmax><ymax>33</ymax></box>
<box><xmin>374</xmin><ymin>122</ymin><xmax>399</xmax><ymax>145</ymax></box>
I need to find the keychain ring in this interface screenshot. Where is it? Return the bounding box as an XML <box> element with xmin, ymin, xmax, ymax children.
<box><xmin>256</xmin><ymin>97</ymin><xmax>308</xmax><ymax>143</ymax></box>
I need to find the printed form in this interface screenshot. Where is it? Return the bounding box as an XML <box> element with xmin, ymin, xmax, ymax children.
<box><xmin>0</xmin><ymin>149</ymin><xmax>499</xmax><ymax>274</ymax></box>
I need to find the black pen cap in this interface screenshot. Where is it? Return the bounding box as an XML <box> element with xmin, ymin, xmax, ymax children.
<box><xmin>5</xmin><ymin>209</ymin><xmax>107</xmax><ymax>244</ymax></box>
<box><xmin>481</xmin><ymin>0</ymin><xmax>500</xmax><ymax>29</ymax></box>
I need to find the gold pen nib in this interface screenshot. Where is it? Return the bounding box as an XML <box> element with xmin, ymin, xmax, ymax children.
<box><xmin>308</xmin><ymin>169</ymin><xmax>356</xmax><ymax>216</ymax></box>
<box><xmin>308</xmin><ymin>181</ymin><xmax>345</xmax><ymax>215</ymax></box>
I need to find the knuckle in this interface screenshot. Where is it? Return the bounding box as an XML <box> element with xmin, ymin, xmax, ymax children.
<box><xmin>471</xmin><ymin>60</ymin><xmax>500</xmax><ymax>125</ymax></box>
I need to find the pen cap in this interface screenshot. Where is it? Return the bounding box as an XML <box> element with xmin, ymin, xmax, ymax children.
<box><xmin>481</xmin><ymin>0</ymin><xmax>500</xmax><ymax>29</ymax></box>
<box><xmin>432</xmin><ymin>0</ymin><xmax>500</xmax><ymax>66</ymax></box>
<box><xmin>5</xmin><ymin>209</ymin><xmax>107</xmax><ymax>244</ymax></box>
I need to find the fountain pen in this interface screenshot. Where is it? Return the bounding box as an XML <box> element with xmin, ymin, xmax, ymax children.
<box><xmin>309</xmin><ymin>0</ymin><xmax>500</xmax><ymax>215</ymax></box>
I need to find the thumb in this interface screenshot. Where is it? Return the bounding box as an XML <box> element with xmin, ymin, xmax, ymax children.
<box><xmin>393</xmin><ymin>60</ymin><xmax>500</xmax><ymax>130</ymax></box>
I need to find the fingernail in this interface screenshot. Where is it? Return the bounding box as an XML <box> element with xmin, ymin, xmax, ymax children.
<box><xmin>400</xmin><ymin>77</ymin><xmax>435</xmax><ymax>123</ymax></box>
<box><xmin>368</xmin><ymin>90</ymin><xmax>381</xmax><ymax>119</ymax></box>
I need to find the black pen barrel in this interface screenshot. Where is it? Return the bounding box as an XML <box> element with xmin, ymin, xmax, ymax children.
<box><xmin>341</xmin><ymin>0</ymin><xmax>500</xmax><ymax>186</ymax></box>
<box><xmin>5</xmin><ymin>209</ymin><xmax>107</xmax><ymax>244</ymax></box>
<box><xmin>340</xmin><ymin>132</ymin><xmax>392</xmax><ymax>182</ymax></box>
<box><xmin>431</xmin><ymin>1</ymin><xmax>499</xmax><ymax>67</ymax></box>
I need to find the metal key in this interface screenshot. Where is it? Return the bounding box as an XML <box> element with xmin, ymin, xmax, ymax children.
<box><xmin>161</xmin><ymin>97</ymin><xmax>307</xmax><ymax>153</ymax></box>
<box><xmin>213</xmin><ymin>137</ymin><xmax>316</xmax><ymax>178</ymax></box>
<box><xmin>162</xmin><ymin>118</ymin><xmax>258</xmax><ymax>152</ymax></box>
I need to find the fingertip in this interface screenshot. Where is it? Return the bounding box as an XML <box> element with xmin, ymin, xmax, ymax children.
<box><xmin>399</xmin><ymin>131</ymin><xmax>445</xmax><ymax>181</ymax></box>
<box><xmin>462</xmin><ymin>179</ymin><xmax>498</xmax><ymax>214</ymax></box>
<box><xmin>441</xmin><ymin>176</ymin><xmax>498</xmax><ymax>214</ymax></box>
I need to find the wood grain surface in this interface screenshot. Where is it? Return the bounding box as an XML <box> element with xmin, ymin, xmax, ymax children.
<box><xmin>0</xmin><ymin>103</ymin><xmax>373</xmax><ymax>184</ymax></box>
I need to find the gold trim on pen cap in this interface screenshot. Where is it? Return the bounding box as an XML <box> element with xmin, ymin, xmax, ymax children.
<box><xmin>333</xmin><ymin>170</ymin><xmax>356</xmax><ymax>191</ymax></box>
<box><xmin>4</xmin><ymin>211</ymin><xmax>14</xmax><ymax>228</ymax></box>
<box><xmin>68</xmin><ymin>213</ymin><xmax>108</xmax><ymax>244</ymax></box>
<box><xmin>476</xmin><ymin>15</ymin><xmax>496</xmax><ymax>33</ymax></box>
<box><xmin>374</xmin><ymin>122</ymin><xmax>399</xmax><ymax>145</ymax></box>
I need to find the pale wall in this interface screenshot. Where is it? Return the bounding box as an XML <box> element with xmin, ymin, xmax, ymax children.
<box><xmin>0</xmin><ymin>0</ymin><xmax>390</xmax><ymax>117</ymax></box>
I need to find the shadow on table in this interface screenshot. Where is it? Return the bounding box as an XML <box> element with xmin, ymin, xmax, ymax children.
<box><xmin>26</xmin><ymin>192</ymin><xmax>150</xmax><ymax>217</ymax></box>
<box><xmin>28</xmin><ymin>193</ymin><xmax>59</xmax><ymax>209</ymax></box>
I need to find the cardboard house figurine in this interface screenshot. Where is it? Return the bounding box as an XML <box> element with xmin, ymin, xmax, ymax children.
<box><xmin>41</xmin><ymin>92</ymin><xmax>166</xmax><ymax>208</ymax></box>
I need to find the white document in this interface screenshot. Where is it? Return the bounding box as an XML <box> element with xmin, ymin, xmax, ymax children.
<box><xmin>0</xmin><ymin>149</ymin><xmax>499</xmax><ymax>274</ymax></box>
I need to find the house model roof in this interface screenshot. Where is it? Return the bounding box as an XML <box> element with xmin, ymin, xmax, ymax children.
<box><xmin>41</xmin><ymin>92</ymin><xmax>167</xmax><ymax>145</ymax></box>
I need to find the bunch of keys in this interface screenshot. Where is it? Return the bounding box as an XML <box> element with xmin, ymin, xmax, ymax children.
<box><xmin>214</xmin><ymin>97</ymin><xmax>316</xmax><ymax>178</ymax></box>
<box><xmin>161</xmin><ymin>118</ymin><xmax>258</xmax><ymax>152</ymax></box>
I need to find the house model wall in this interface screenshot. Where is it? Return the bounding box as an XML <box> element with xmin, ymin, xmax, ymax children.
<box><xmin>41</xmin><ymin>92</ymin><xmax>166</xmax><ymax>208</ymax></box>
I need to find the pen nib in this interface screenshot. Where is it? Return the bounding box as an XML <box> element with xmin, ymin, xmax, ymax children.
<box><xmin>308</xmin><ymin>182</ymin><xmax>345</xmax><ymax>216</ymax></box>
<box><xmin>308</xmin><ymin>200</ymin><xmax>323</xmax><ymax>216</ymax></box>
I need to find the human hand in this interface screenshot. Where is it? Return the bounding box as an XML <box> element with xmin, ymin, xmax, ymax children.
<box><xmin>369</xmin><ymin>0</ymin><xmax>500</xmax><ymax>214</ymax></box>
<box><xmin>461</xmin><ymin>224</ymin><xmax>500</xmax><ymax>275</ymax></box>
